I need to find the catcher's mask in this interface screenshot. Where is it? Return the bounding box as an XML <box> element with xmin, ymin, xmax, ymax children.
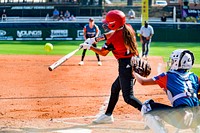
<box><xmin>102</xmin><ymin>10</ymin><xmax>126</xmax><ymax>31</ymax></box>
<box><xmin>167</xmin><ymin>49</ymin><xmax>194</xmax><ymax>71</ymax></box>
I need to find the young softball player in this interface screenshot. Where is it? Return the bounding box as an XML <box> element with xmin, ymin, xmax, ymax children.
<box><xmin>132</xmin><ymin>49</ymin><xmax>200</xmax><ymax>132</ymax></box>
<box><xmin>80</xmin><ymin>10</ymin><xmax>143</xmax><ymax>124</ymax></box>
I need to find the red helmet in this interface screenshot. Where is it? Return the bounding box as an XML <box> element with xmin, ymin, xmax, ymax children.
<box><xmin>102</xmin><ymin>10</ymin><xmax>126</xmax><ymax>30</ymax></box>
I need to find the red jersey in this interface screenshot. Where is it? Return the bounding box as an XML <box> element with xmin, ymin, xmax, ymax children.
<box><xmin>105</xmin><ymin>24</ymin><xmax>135</xmax><ymax>59</ymax></box>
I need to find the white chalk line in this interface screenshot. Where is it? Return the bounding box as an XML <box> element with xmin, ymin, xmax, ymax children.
<box><xmin>95</xmin><ymin>96</ymin><xmax>110</xmax><ymax>117</ymax></box>
<box><xmin>52</xmin><ymin>117</ymin><xmax>146</xmax><ymax>133</ymax></box>
<box><xmin>53</xmin><ymin>117</ymin><xmax>145</xmax><ymax>125</ymax></box>
<box><xmin>54</xmin><ymin>128</ymin><xmax>92</xmax><ymax>133</ymax></box>
<box><xmin>51</xmin><ymin>116</ymin><xmax>147</xmax><ymax>133</ymax></box>
<box><xmin>157</xmin><ymin>62</ymin><xmax>164</xmax><ymax>74</ymax></box>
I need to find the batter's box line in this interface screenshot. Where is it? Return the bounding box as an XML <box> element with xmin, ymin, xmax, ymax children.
<box><xmin>50</xmin><ymin>116</ymin><xmax>148</xmax><ymax>133</ymax></box>
<box><xmin>51</xmin><ymin>117</ymin><xmax>193</xmax><ymax>133</ymax></box>
<box><xmin>51</xmin><ymin>115</ymin><xmax>145</xmax><ymax>125</ymax></box>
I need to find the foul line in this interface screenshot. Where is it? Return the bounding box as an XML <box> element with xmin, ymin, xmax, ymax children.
<box><xmin>157</xmin><ymin>63</ymin><xmax>164</xmax><ymax>74</ymax></box>
<box><xmin>95</xmin><ymin>96</ymin><xmax>110</xmax><ymax>118</ymax></box>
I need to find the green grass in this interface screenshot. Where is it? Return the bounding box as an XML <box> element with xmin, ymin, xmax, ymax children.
<box><xmin>140</xmin><ymin>42</ymin><xmax>200</xmax><ymax>75</ymax></box>
<box><xmin>0</xmin><ymin>41</ymin><xmax>81</xmax><ymax>55</ymax></box>
<box><xmin>0</xmin><ymin>41</ymin><xmax>199</xmax><ymax>75</ymax></box>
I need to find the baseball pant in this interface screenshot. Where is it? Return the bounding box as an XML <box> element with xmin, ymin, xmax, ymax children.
<box><xmin>141</xmin><ymin>36</ymin><xmax>151</xmax><ymax>57</ymax></box>
<box><xmin>105</xmin><ymin>58</ymin><xmax>142</xmax><ymax>115</ymax></box>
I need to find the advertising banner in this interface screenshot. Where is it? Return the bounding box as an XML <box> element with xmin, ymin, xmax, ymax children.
<box><xmin>75</xmin><ymin>30</ymin><xmax>84</xmax><ymax>40</ymax></box>
<box><xmin>16</xmin><ymin>30</ymin><xmax>43</xmax><ymax>40</ymax></box>
<box><xmin>0</xmin><ymin>22</ymin><xmax>199</xmax><ymax>42</ymax></box>
<box><xmin>0</xmin><ymin>29</ymin><xmax>14</xmax><ymax>40</ymax></box>
<box><xmin>182</xmin><ymin>8</ymin><xmax>200</xmax><ymax>18</ymax></box>
<box><xmin>45</xmin><ymin>29</ymin><xmax>73</xmax><ymax>40</ymax></box>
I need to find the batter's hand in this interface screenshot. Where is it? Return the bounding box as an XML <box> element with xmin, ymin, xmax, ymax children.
<box><xmin>80</xmin><ymin>42</ymin><xmax>91</xmax><ymax>50</ymax></box>
<box><xmin>84</xmin><ymin>38</ymin><xmax>96</xmax><ymax>45</ymax></box>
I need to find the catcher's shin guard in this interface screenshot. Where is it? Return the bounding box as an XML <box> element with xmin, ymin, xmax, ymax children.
<box><xmin>143</xmin><ymin>114</ymin><xmax>167</xmax><ymax>133</ymax></box>
<box><xmin>141</xmin><ymin>99</ymin><xmax>154</xmax><ymax>115</ymax></box>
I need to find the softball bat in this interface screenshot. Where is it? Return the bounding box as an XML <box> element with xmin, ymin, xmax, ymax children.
<box><xmin>48</xmin><ymin>45</ymin><xmax>83</xmax><ymax>71</ymax></box>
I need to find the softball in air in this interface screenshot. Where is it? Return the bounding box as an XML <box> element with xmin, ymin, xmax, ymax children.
<box><xmin>44</xmin><ymin>43</ymin><xmax>53</xmax><ymax>52</ymax></box>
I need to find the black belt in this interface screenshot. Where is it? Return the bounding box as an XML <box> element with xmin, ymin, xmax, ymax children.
<box><xmin>118</xmin><ymin>58</ymin><xmax>131</xmax><ymax>65</ymax></box>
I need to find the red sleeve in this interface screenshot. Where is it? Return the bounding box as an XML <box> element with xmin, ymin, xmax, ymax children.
<box><xmin>153</xmin><ymin>73</ymin><xmax>168</xmax><ymax>91</ymax></box>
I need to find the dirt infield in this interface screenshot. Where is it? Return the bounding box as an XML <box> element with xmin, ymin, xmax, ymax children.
<box><xmin>0</xmin><ymin>55</ymin><xmax>191</xmax><ymax>132</ymax></box>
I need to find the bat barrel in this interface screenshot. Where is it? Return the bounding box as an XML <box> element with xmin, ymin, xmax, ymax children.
<box><xmin>48</xmin><ymin>46</ymin><xmax>82</xmax><ymax>71</ymax></box>
<box><xmin>48</xmin><ymin>66</ymin><xmax>53</xmax><ymax>71</ymax></box>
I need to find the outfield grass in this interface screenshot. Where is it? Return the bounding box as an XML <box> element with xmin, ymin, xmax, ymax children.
<box><xmin>0</xmin><ymin>41</ymin><xmax>199</xmax><ymax>75</ymax></box>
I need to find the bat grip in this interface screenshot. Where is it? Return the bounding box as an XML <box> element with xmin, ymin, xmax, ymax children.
<box><xmin>79</xmin><ymin>45</ymin><xmax>83</xmax><ymax>49</ymax></box>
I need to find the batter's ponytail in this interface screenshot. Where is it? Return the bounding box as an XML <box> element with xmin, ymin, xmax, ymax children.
<box><xmin>122</xmin><ymin>24</ymin><xmax>139</xmax><ymax>56</ymax></box>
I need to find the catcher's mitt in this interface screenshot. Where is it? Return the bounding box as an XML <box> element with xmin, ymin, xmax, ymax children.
<box><xmin>131</xmin><ymin>56</ymin><xmax>151</xmax><ymax>77</ymax></box>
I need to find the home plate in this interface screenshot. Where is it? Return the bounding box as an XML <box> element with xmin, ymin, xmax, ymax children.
<box><xmin>54</xmin><ymin>128</ymin><xmax>92</xmax><ymax>133</ymax></box>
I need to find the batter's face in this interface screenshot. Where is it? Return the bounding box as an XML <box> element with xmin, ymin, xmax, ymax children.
<box><xmin>102</xmin><ymin>23</ymin><xmax>110</xmax><ymax>32</ymax></box>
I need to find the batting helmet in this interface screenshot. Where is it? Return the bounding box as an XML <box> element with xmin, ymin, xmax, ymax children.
<box><xmin>168</xmin><ymin>49</ymin><xmax>194</xmax><ymax>71</ymax></box>
<box><xmin>102</xmin><ymin>10</ymin><xmax>126</xmax><ymax>30</ymax></box>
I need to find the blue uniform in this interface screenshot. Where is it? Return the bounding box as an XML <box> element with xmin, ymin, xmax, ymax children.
<box><xmin>153</xmin><ymin>70</ymin><xmax>199</xmax><ymax>107</ymax></box>
<box><xmin>80</xmin><ymin>23</ymin><xmax>100</xmax><ymax>62</ymax></box>
<box><xmin>145</xmin><ymin>70</ymin><xmax>200</xmax><ymax>129</ymax></box>
<box><xmin>84</xmin><ymin>24</ymin><xmax>99</xmax><ymax>38</ymax></box>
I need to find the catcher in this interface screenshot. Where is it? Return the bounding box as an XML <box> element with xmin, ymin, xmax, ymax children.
<box><xmin>132</xmin><ymin>49</ymin><xmax>200</xmax><ymax>132</ymax></box>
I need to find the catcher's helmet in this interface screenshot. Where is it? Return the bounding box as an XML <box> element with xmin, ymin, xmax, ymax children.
<box><xmin>102</xmin><ymin>10</ymin><xmax>126</xmax><ymax>31</ymax></box>
<box><xmin>168</xmin><ymin>49</ymin><xmax>194</xmax><ymax>71</ymax></box>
